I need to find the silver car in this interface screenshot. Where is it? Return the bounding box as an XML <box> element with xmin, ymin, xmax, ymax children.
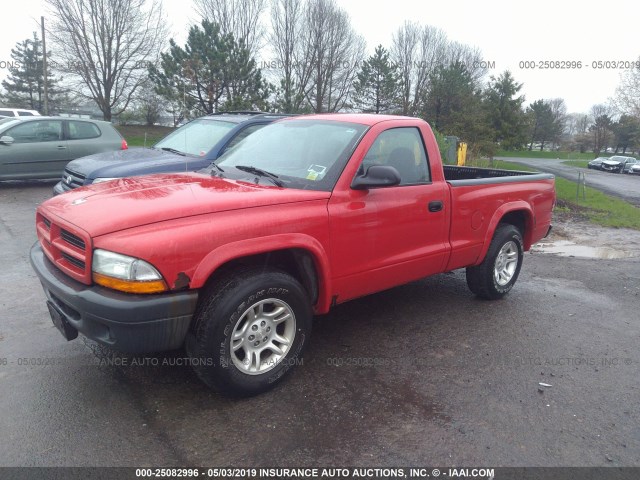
<box><xmin>0</xmin><ymin>116</ymin><xmax>127</xmax><ymax>180</ymax></box>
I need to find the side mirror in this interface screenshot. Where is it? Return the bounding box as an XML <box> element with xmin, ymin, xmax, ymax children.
<box><xmin>0</xmin><ymin>135</ymin><xmax>14</xmax><ymax>145</ymax></box>
<box><xmin>351</xmin><ymin>165</ymin><xmax>401</xmax><ymax>190</ymax></box>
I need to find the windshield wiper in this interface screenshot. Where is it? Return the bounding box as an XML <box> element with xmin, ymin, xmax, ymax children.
<box><xmin>209</xmin><ymin>162</ymin><xmax>225</xmax><ymax>176</ymax></box>
<box><xmin>235</xmin><ymin>165</ymin><xmax>284</xmax><ymax>187</ymax></box>
<box><xmin>159</xmin><ymin>147</ymin><xmax>186</xmax><ymax>156</ymax></box>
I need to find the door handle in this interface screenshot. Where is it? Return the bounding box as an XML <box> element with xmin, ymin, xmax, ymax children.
<box><xmin>428</xmin><ymin>200</ymin><xmax>443</xmax><ymax>212</ymax></box>
<box><xmin>57</xmin><ymin>145</ymin><xmax>67</xmax><ymax>150</ymax></box>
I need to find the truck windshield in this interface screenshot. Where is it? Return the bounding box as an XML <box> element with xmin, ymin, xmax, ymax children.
<box><xmin>215</xmin><ymin>119</ymin><xmax>367</xmax><ymax>191</ymax></box>
<box><xmin>154</xmin><ymin>118</ymin><xmax>235</xmax><ymax>157</ymax></box>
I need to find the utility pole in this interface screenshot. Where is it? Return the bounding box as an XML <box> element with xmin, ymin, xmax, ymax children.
<box><xmin>41</xmin><ymin>16</ymin><xmax>49</xmax><ymax>115</ymax></box>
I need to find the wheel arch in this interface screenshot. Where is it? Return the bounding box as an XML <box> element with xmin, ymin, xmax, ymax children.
<box><xmin>191</xmin><ymin>234</ymin><xmax>332</xmax><ymax>314</ymax></box>
<box><xmin>476</xmin><ymin>203</ymin><xmax>533</xmax><ymax>265</ymax></box>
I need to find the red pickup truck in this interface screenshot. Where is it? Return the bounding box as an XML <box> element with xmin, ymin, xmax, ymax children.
<box><xmin>30</xmin><ymin>114</ymin><xmax>555</xmax><ymax>395</ymax></box>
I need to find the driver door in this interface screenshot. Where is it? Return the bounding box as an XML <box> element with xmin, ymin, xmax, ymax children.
<box><xmin>328</xmin><ymin>126</ymin><xmax>449</xmax><ymax>302</ymax></box>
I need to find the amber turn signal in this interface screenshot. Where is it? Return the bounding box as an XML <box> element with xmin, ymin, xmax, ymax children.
<box><xmin>92</xmin><ymin>272</ymin><xmax>167</xmax><ymax>294</ymax></box>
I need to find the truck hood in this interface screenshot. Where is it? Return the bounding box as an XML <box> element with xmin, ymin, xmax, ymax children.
<box><xmin>40</xmin><ymin>173</ymin><xmax>330</xmax><ymax>237</ymax></box>
<box><xmin>65</xmin><ymin>148</ymin><xmax>212</xmax><ymax>180</ymax></box>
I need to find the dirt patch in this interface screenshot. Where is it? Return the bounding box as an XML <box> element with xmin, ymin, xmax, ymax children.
<box><xmin>531</xmin><ymin>219</ymin><xmax>640</xmax><ymax>259</ymax></box>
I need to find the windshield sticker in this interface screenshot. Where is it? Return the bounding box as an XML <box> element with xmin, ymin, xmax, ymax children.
<box><xmin>306</xmin><ymin>164</ymin><xmax>327</xmax><ymax>181</ymax></box>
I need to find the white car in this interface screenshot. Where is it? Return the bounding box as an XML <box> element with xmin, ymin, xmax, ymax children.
<box><xmin>628</xmin><ymin>163</ymin><xmax>640</xmax><ymax>175</ymax></box>
<box><xmin>0</xmin><ymin>108</ymin><xmax>41</xmax><ymax>118</ymax></box>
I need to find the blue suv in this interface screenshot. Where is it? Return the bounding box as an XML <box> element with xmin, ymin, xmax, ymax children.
<box><xmin>53</xmin><ymin>112</ymin><xmax>290</xmax><ymax>195</ymax></box>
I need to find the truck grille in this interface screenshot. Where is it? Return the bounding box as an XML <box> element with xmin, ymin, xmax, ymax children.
<box><xmin>61</xmin><ymin>252</ymin><xmax>86</xmax><ymax>270</ymax></box>
<box><xmin>60</xmin><ymin>168</ymin><xmax>86</xmax><ymax>191</ymax></box>
<box><xmin>60</xmin><ymin>229</ymin><xmax>86</xmax><ymax>250</ymax></box>
<box><xmin>36</xmin><ymin>212</ymin><xmax>92</xmax><ymax>284</ymax></box>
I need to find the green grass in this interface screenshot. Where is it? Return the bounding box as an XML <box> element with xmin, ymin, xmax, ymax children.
<box><xmin>116</xmin><ymin>125</ymin><xmax>175</xmax><ymax>147</ymax></box>
<box><xmin>483</xmin><ymin>159</ymin><xmax>640</xmax><ymax>230</ymax></box>
<box><xmin>562</xmin><ymin>160</ymin><xmax>590</xmax><ymax>168</ymax></box>
<box><xmin>496</xmin><ymin>150</ymin><xmax>596</xmax><ymax>160</ymax></box>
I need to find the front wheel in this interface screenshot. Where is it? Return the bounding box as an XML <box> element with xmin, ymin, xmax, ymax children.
<box><xmin>466</xmin><ymin>224</ymin><xmax>524</xmax><ymax>300</ymax></box>
<box><xmin>186</xmin><ymin>267</ymin><xmax>312</xmax><ymax>396</ymax></box>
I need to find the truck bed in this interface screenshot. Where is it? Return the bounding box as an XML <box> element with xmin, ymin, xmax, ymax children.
<box><xmin>444</xmin><ymin>165</ymin><xmax>554</xmax><ymax>186</ymax></box>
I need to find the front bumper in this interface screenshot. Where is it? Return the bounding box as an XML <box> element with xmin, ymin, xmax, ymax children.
<box><xmin>52</xmin><ymin>181</ymin><xmax>65</xmax><ymax>196</ymax></box>
<box><xmin>30</xmin><ymin>242</ymin><xmax>199</xmax><ymax>353</ymax></box>
<box><xmin>601</xmin><ymin>164</ymin><xmax>621</xmax><ymax>172</ymax></box>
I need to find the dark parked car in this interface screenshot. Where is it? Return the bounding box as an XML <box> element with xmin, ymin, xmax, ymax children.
<box><xmin>53</xmin><ymin>112</ymin><xmax>291</xmax><ymax>195</ymax></box>
<box><xmin>587</xmin><ymin>157</ymin><xmax>609</xmax><ymax>170</ymax></box>
<box><xmin>600</xmin><ymin>155</ymin><xmax>638</xmax><ymax>173</ymax></box>
<box><xmin>0</xmin><ymin>117</ymin><xmax>127</xmax><ymax>181</ymax></box>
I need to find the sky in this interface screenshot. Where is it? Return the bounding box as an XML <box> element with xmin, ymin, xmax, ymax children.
<box><xmin>1</xmin><ymin>0</ymin><xmax>638</xmax><ymax>114</ymax></box>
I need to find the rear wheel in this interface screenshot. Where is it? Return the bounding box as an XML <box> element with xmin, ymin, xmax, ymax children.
<box><xmin>466</xmin><ymin>224</ymin><xmax>524</xmax><ymax>300</ymax></box>
<box><xmin>186</xmin><ymin>267</ymin><xmax>312</xmax><ymax>395</ymax></box>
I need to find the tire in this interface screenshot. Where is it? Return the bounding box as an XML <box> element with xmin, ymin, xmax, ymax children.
<box><xmin>186</xmin><ymin>267</ymin><xmax>312</xmax><ymax>396</ymax></box>
<box><xmin>466</xmin><ymin>224</ymin><xmax>524</xmax><ymax>300</ymax></box>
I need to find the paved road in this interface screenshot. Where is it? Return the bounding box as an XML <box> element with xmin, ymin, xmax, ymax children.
<box><xmin>497</xmin><ymin>157</ymin><xmax>640</xmax><ymax>207</ymax></box>
<box><xmin>1</xmin><ymin>182</ymin><xmax>639</xmax><ymax>468</ymax></box>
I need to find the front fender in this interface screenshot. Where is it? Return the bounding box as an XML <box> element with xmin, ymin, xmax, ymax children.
<box><xmin>191</xmin><ymin>233</ymin><xmax>333</xmax><ymax>314</ymax></box>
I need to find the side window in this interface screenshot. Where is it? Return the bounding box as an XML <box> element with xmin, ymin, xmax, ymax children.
<box><xmin>360</xmin><ymin>127</ymin><xmax>430</xmax><ymax>185</ymax></box>
<box><xmin>68</xmin><ymin>121</ymin><xmax>101</xmax><ymax>140</ymax></box>
<box><xmin>18</xmin><ymin>111</ymin><xmax>34</xmax><ymax>116</ymax></box>
<box><xmin>223</xmin><ymin>124</ymin><xmax>266</xmax><ymax>152</ymax></box>
<box><xmin>6</xmin><ymin>120</ymin><xmax>63</xmax><ymax>143</ymax></box>
<box><xmin>0</xmin><ymin>110</ymin><xmax>14</xmax><ymax>117</ymax></box>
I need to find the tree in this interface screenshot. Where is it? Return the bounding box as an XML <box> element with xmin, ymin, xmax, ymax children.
<box><xmin>269</xmin><ymin>0</ymin><xmax>308</xmax><ymax>113</ymax></box>
<box><xmin>612</xmin><ymin>115</ymin><xmax>640</xmax><ymax>154</ymax></box>
<box><xmin>483</xmin><ymin>70</ymin><xmax>527</xmax><ymax>149</ymax></box>
<box><xmin>390</xmin><ymin>22</ymin><xmax>487</xmax><ymax>118</ymax></box>
<box><xmin>547</xmin><ymin>98</ymin><xmax>568</xmax><ymax>147</ymax></box>
<box><xmin>299</xmin><ymin>0</ymin><xmax>365</xmax><ymax>112</ymax></box>
<box><xmin>134</xmin><ymin>80</ymin><xmax>164</xmax><ymax>126</ymax></box>
<box><xmin>589</xmin><ymin>104</ymin><xmax>614</xmax><ymax>155</ymax></box>
<box><xmin>422</xmin><ymin>61</ymin><xmax>493</xmax><ymax>156</ymax></box>
<box><xmin>194</xmin><ymin>0</ymin><xmax>267</xmax><ymax>58</ymax></box>
<box><xmin>352</xmin><ymin>45</ymin><xmax>400</xmax><ymax>113</ymax></box>
<box><xmin>45</xmin><ymin>0</ymin><xmax>167</xmax><ymax>121</ymax></box>
<box><xmin>613</xmin><ymin>60</ymin><xmax>640</xmax><ymax>117</ymax></box>
<box><xmin>1</xmin><ymin>33</ymin><xmax>67</xmax><ymax>113</ymax></box>
<box><xmin>149</xmin><ymin>21</ymin><xmax>270</xmax><ymax>115</ymax></box>
<box><xmin>391</xmin><ymin>22</ymin><xmax>447</xmax><ymax>116</ymax></box>
<box><xmin>526</xmin><ymin>99</ymin><xmax>565</xmax><ymax>151</ymax></box>
<box><xmin>566</xmin><ymin>113</ymin><xmax>589</xmax><ymax>136</ymax></box>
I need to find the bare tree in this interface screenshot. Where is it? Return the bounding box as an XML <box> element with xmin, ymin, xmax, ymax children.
<box><xmin>444</xmin><ymin>41</ymin><xmax>487</xmax><ymax>85</ymax></box>
<box><xmin>566</xmin><ymin>113</ymin><xmax>589</xmax><ymax>136</ymax></box>
<box><xmin>613</xmin><ymin>60</ymin><xmax>640</xmax><ymax>117</ymax></box>
<box><xmin>391</xmin><ymin>22</ymin><xmax>448</xmax><ymax>116</ymax></box>
<box><xmin>194</xmin><ymin>0</ymin><xmax>267</xmax><ymax>57</ymax></box>
<box><xmin>135</xmin><ymin>79</ymin><xmax>163</xmax><ymax>125</ymax></box>
<box><xmin>547</xmin><ymin>98</ymin><xmax>567</xmax><ymax>147</ymax></box>
<box><xmin>45</xmin><ymin>0</ymin><xmax>167</xmax><ymax>121</ymax></box>
<box><xmin>391</xmin><ymin>22</ymin><xmax>419</xmax><ymax>116</ymax></box>
<box><xmin>299</xmin><ymin>0</ymin><xmax>365</xmax><ymax>112</ymax></box>
<box><xmin>413</xmin><ymin>26</ymin><xmax>448</xmax><ymax>114</ymax></box>
<box><xmin>270</xmin><ymin>0</ymin><xmax>308</xmax><ymax>112</ymax></box>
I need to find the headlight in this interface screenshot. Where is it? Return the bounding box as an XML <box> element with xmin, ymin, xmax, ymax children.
<box><xmin>92</xmin><ymin>249</ymin><xmax>167</xmax><ymax>294</ymax></box>
<box><xmin>92</xmin><ymin>177</ymin><xmax>118</xmax><ymax>184</ymax></box>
